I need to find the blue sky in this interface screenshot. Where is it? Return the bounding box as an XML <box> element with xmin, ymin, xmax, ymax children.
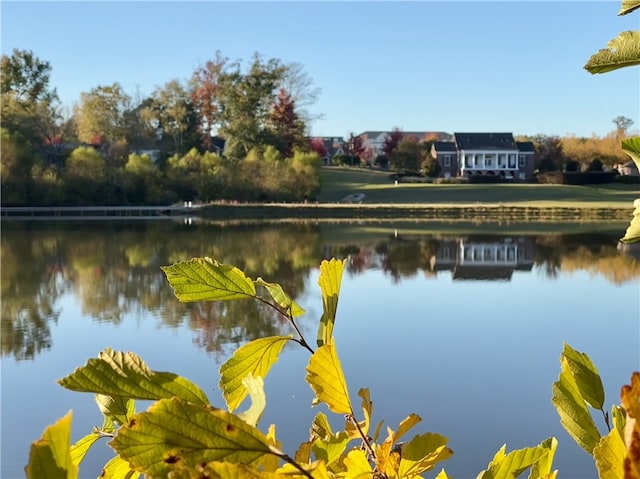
<box><xmin>2</xmin><ymin>1</ymin><xmax>638</xmax><ymax>138</ymax></box>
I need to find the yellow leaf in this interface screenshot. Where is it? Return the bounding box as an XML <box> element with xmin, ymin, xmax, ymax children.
<box><xmin>25</xmin><ymin>411</ymin><xmax>77</xmax><ymax>479</ymax></box>
<box><xmin>397</xmin><ymin>433</ymin><xmax>453</xmax><ymax>478</ymax></box>
<box><xmin>316</xmin><ymin>258</ymin><xmax>346</xmax><ymax>347</ymax></box>
<box><xmin>220</xmin><ymin>336</ymin><xmax>292</xmax><ymax>412</ymax></box>
<box><xmin>306</xmin><ymin>342</ymin><xmax>352</xmax><ymax>415</ymax></box>
<box><xmin>621</xmin><ymin>372</ymin><xmax>640</xmax><ymax>479</ymax></box>
<box><xmin>343</xmin><ymin>449</ymin><xmax>373</xmax><ymax>478</ymax></box>
<box><xmin>593</xmin><ymin>428</ymin><xmax>625</xmax><ymax>479</ymax></box>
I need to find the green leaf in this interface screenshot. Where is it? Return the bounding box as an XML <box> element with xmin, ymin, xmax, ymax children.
<box><xmin>25</xmin><ymin>411</ymin><xmax>77</xmax><ymax>479</ymax></box>
<box><xmin>95</xmin><ymin>394</ymin><xmax>135</xmax><ymax>426</ymax></box>
<box><xmin>551</xmin><ymin>356</ymin><xmax>601</xmax><ymax>454</ymax></box>
<box><xmin>110</xmin><ymin>397</ymin><xmax>274</xmax><ymax>478</ymax></box>
<box><xmin>619</xmin><ymin>0</ymin><xmax>640</xmax><ymax>15</ymax></box>
<box><xmin>593</xmin><ymin>428</ymin><xmax>626</xmax><ymax>479</ymax></box>
<box><xmin>100</xmin><ymin>455</ymin><xmax>140</xmax><ymax>479</ymax></box>
<box><xmin>59</xmin><ymin>348</ymin><xmax>209</xmax><ymax>406</ymax></box>
<box><xmin>316</xmin><ymin>258</ymin><xmax>346</xmax><ymax>347</ymax></box>
<box><xmin>584</xmin><ymin>31</ymin><xmax>640</xmax><ymax>74</ymax></box>
<box><xmin>219</xmin><ymin>336</ymin><xmax>293</xmax><ymax>412</ymax></box>
<box><xmin>397</xmin><ymin>432</ymin><xmax>453</xmax><ymax>477</ymax></box>
<box><xmin>161</xmin><ymin>257</ymin><xmax>256</xmax><ymax>302</ymax></box>
<box><xmin>255</xmin><ymin>278</ymin><xmax>305</xmax><ymax>317</ymax></box>
<box><xmin>476</xmin><ymin>439</ymin><xmax>555</xmax><ymax>479</ymax></box>
<box><xmin>622</xmin><ymin>137</ymin><xmax>640</xmax><ymax>171</ymax></box>
<box><xmin>611</xmin><ymin>405</ymin><xmax>627</xmax><ymax>439</ymax></box>
<box><xmin>237</xmin><ymin>374</ymin><xmax>267</xmax><ymax>427</ymax></box>
<box><xmin>306</xmin><ymin>341</ymin><xmax>353</xmax><ymax>415</ymax></box>
<box><xmin>69</xmin><ymin>432</ymin><xmax>101</xmax><ymax>468</ymax></box>
<box><xmin>310</xmin><ymin>412</ymin><xmax>334</xmax><ymax>441</ymax></box>
<box><xmin>560</xmin><ymin>343</ymin><xmax>605</xmax><ymax>410</ymax></box>
<box><xmin>312</xmin><ymin>431</ymin><xmax>352</xmax><ymax>467</ymax></box>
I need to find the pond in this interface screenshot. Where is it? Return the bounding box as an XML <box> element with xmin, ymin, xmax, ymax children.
<box><xmin>1</xmin><ymin>219</ymin><xmax>638</xmax><ymax>479</ymax></box>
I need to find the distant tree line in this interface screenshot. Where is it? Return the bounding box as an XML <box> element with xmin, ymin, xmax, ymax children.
<box><xmin>1</xmin><ymin>49</ymin><xmax>321</xmax><ymax>206</ymax></box>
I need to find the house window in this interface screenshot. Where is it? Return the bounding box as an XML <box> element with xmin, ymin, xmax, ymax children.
<box><xmin>508</xmin><ymin>154</ymin><xmax>517</xmax><ymax>168</ymax></box>
<box><xmin>519</xmin><ymin>155</ymin><xmax>527</xmax><ymax>167</ymax></box>
<box><xmin>474</xmin><ymin>154</ymin><xmax>483</xmax><ymax>167</ymax></box>
<box><xmin>485</xmin><ymin>154</ymin><xmax>495</xmax><ymax>167</ymax></box>
<box><xmin>498</xmin><ymin>154</ymin><xmax>506</xmax><ymax>167</ymax></box>
<box><xmin>465</xmin><ymin>155</ymin><xmax>473</xmax><ymax>168</ymax></box>
<box><xmin>444</xmin><ymin>155</ymin><xmax>451</xmax><ymax>167</ymax></box>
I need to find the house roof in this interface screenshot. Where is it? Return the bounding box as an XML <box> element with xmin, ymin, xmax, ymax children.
<box><xmin>452</xmin><ymin>265</ymin><xmax>514</xmax><ymax>281</ymax></box>
<box><xmin>357</xmin><ymin>131</ymin><xmax>453</xmax><ymax>141</ymax></box>
<box><xmin>433</xmin><ymin>141</ymin><xmax>457</xmax><ymax>152</ymax></box>
<box><xmin>454</xmin><ymin>133</ymin><xmax>517</xmax><ymax>150</ymax></box>
<box><xmin>516</xmin><ymin>141</ymin><xmax>536</xmax><ymax>153</ymax></box>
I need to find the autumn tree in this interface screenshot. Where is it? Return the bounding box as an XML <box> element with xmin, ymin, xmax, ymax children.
<box><xmin>190</xmin><ymin>51</ymin><xmax>227</xmax><ymax>151</ymax></box>
<box><xmin>268</xmin><ymin>88</ymin><xmax>306</xmax><ymax>157</ymax></box>
<box><xmin>64</xmin><ymin>147</ymin><xmax>108</xmax><ymax>204</ymax></box>
<box><xmin>309</xmin><ymin>138</ymin><xmax>328</xmax><ymax>159</ymax></box>
<box><xmin>345</xmin><ymin>133</ymin><xmax>365</xmax><ymax>166</ymax></box>
<box><xmin>383</xmin><ymin>128</ymin><xmax>404</xmax><ymax>160</ymax></box>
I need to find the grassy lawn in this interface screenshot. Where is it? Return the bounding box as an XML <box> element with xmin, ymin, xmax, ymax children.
<box><xmin>318</xmin><ymin>167</ymin><xmax>639</xmax><ymax>207</ymax></box>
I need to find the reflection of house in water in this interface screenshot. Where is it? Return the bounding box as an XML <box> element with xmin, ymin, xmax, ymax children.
<box><xmin>434</xmin><ymin>237</ymin><xmax>534</xmax><ymax>281</ymax></box>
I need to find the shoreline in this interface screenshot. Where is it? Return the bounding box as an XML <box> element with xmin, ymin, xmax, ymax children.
<box><xmin>1</xmin><ymin>203</ymin><xmax>634</xmax><ymax>222</ymax></box>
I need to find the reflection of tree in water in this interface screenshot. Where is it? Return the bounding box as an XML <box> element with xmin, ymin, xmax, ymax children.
<box><xmin>187</xmin><ymin>298</ymin><xmax>297</xmax><ymax>360</ymax></box>
<box><xmin>3</xmin><ymin>221</ymin><xmax>638</xmax><ymax>361</ymax></box>
<box><xmin>1</xmin><ymin>224</ymin><xmax>67</xmax><ymax>360</ymax></box>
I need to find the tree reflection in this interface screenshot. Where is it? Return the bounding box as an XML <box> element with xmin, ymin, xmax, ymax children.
<box><xmin>1</xmin><ymin>221</ymin><xmax>638</xmax><ymax>360</ymax></box>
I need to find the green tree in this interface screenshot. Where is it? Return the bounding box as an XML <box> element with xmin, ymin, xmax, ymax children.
<box><xmin>74</xmin><ymin>83</ymin><xmax>131</xmax><ymax>155</ymax></box>
<box><xmin>0</xmin><ymin>128</ymin><xmax>33</xmax><ymax>205</ymax></box>
<box><xmin>218</xmin><ymin>54</ymin><xmax>286</xmax><ymax>160</ymax></box>
<box><xmin>64</xmin><ymin>147</ymin><xmax>107</xmax><ymax>204</ymax></box>
<box><xmin>1</xmin><ymin>49</ymin><xmax>57</xmax><ymax>106</ymax></box>
<box><xmin>390</xmin><ymin>135</ymin><xmax>422</xmax><ymax>173</ymax></box>
<box><xmin>534</xmin><ymin>135</ymin><xmax>566</xmax><ymax>172</ymax></box>
<box><xmin>144</xmin><ymin>79</ymin><xmax>192</xmax><ymax>154</ymax></box>
<box><xmin>123</xmin><ymin>153</ymin><xmax>163</xmax><ymax>204</ymax></box>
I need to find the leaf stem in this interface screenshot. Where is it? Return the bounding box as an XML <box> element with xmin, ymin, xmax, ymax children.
<box><xmin>270</xmin><ymin>447</ymin><xmax>314</xmax><ymax>479</ymax></box>
<box><xmin>257</xmin><ymin>296</ymin><xmax>315</xmax><ymax>354</ymax></box>
<box><xmin>347</xmin><ymin>414</ymin><xmax>376</xmax><ymax>461</ymax></box>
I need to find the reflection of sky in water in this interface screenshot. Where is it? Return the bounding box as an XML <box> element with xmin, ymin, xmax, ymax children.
<box><xmin>2</xmin><ymin>241</ymin><xmax>639</xmax><ymax>479</ymax></box>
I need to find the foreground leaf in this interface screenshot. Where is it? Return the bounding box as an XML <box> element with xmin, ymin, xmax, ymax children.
<box><xmin>622</xmin><ymin>137</ymin><xmax>640</xmax><ymax>171</ymax></box>
<box><xmin>110</xmin><ymin>397</ymin><xmax>273</xmax><ymax>478</ymax></box>
<box><xmin>585</xmin><ymin>31</ymin><xmax>640</xmax><ymax>74</ymax></box>
<box><xmin>476</xmin><ymin>438</ymin><xmax>555</xmax><ymax>479</ymax></box>
<box><xmin>560</xmin><ymin>343</ymin><xmax>605</xmax><ymax>410</ymax></box>
<box><xmin>219</xmin><ymin>336</ymin><xmax>293</xmax><ymax>412</ymax></box>
<box><xmin>620</xmin><ymin>202</ymin><xmax>640</xmax><ymax>244</ymax></box>
<box><xmin>343</xmin><ymin>449</ymin><xmax>373</xmax><ymax>478</ymax></box>
<box><xmin>593</xmin><ymin>428</ymin><xmax>626</xmax><ymax>479</ymax></box>
<box><xmin>529</xmin><ymin>437</ymin><xmax>558</xmax><ymax>479</ymax></box>
<box><xmin>306</xmin><ymin>341</ymin><xmax>352</xmax><ymax>415</ymax></box>
<box><xmin>162</xmin><ymin>257</ymin><xmax>256</xmax><ymax>302</ymax></box>
<box><xmin>100</xmin><ymin>455</ymin><xmax>140</xmax><ymax>479</ymax></box>
<box><xmin>59</xmin><ymin>348</ymin><xmax>209</xmax><ymax>406</ymax></box>
<box><xmin>237</xmin><ymin>374</ymin><xmax>267</xmax><ymax>427</ymax></box>
<box><xmin>312</xmin><ymin>431</ymin><xmax>352</xmax><ymax>467</ymax></box>
<box><xmin>25</xmin><ymin>411</ymin><xmax>77</xmax><ymax>479</ymax></box>
<box><xmin>552</xmin><ymin>354</ymin><xmax>601</xmax><ymax>453</ymax></box>
<box><xmin>398</xmin><ymin>432</ymin><xmax>453</xmax><ymax>477</ymax></box>
<box><xmin>69</xmin><ymin>432</ymin><xmax>102</xmax><ymax>467</ymax></box>
<box><xmin>95</xmin><ymin>394</ymin><xmax>135</xmax><ymax>426</ymax></box>
<box><xmin>316</xmin><ymin>258</ymin><xmax>346</xmax><ymax>347</ymax></box>
<box><xmin>255</xmin><ymin>278</ymin><xmax>305</xmax><ymax>317</ymax></box>
<box><xmin>621</xmin><ymin>372</ymin><xmax>640</xmax><ymax>478</ymax></box>
<box><xmin>619</xmin><ymin>0</ymin><xmax>640</xmax><ymax>15</ymax></box>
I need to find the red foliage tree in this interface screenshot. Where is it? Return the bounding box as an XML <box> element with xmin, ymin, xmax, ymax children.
<box><xmin>270</xmin><ymin>88</ymin><xmax>304</xmax><ymax>157</ymax></box>
<box><xmin>309</xmin><ymin>137</ymin><xmax>328</xmax><ymax>158</ymax></box>
<box><xmin>191</xmin><ymin>51</ymin><xmax>226</xmax><ymax>151</ymax></box>
<box><xmin>383</xmin><ymin>128</ymin><xmax>403</xmax><ymax>159</ymax></box>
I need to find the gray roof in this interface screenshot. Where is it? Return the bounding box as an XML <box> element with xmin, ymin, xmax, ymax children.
<box><xmin>433</xmin><ymin>141</ymin><xmax>457</xmax><ymax>152</ymax></box>
<box><xmin>516</xmin><ymin>141</ymin><xmax>536</xmax><ymax>153</ymax></box>
<box><xmin>454</xmin><ymin>133</ymin><xmax>516</xmax><ymax>150</ymax></box>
